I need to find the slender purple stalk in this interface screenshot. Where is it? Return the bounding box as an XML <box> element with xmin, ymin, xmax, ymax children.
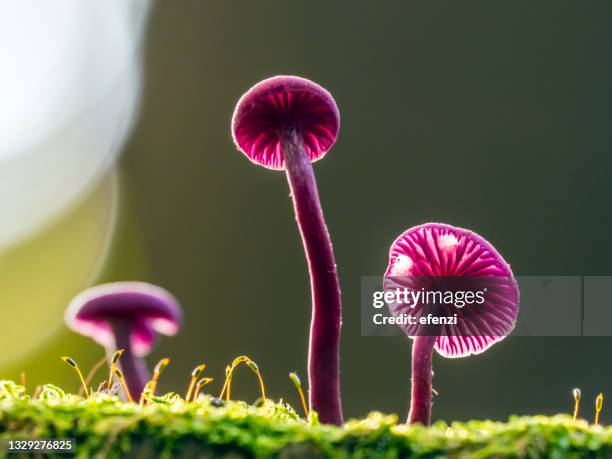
<box><xmin>232</xmin><ymin>76</ymin><xmax>344</xmax><ymax>424</ymax></box>
<box><xmin>407</xmin><ymin>335</ymin><xmax>436</xmax><ymax>425</ymax></box>
<box><xmin>282</xmin><ymin>130</ymin><xmax>343</xmax><ymax>425</ymax></box>
<box><xmin>110</xmin><ymin>321</ymin><xmax>151</xmax><ymax>400</ymax></box>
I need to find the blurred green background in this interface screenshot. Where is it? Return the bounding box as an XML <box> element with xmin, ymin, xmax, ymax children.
<box><xmin>5</xmin><ymin>1</ymin><xmax>612</xmax><ymax>423</ymax></box>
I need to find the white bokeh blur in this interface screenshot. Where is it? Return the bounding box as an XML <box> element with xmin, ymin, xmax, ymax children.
<box><xmin>0</xmin><ymin>0</ymin><xmax>150</xmax><ymax>248</ymax></box>
<box><xmin>0</xmin><ymin>1</ymin><xmax>151</xmax><ymax>368</ymax></box>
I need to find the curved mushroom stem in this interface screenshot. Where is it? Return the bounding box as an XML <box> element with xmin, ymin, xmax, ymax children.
<box><xmin>109</xmin><ymin>321</ymin><xmax>151</xmax><ymax>400</ymax></box>
<box><xmin>281</xmin><ymin>129</ymin><xmax>343</xmax><ymax>425</ymax></box>
<box><xmin>408</xmin><ymin>335</ymin><xmax>437</xmax><ymax>425</ymax></box>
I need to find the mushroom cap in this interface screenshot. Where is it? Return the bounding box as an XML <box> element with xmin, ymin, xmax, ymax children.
<box><xmin>383</xmin><ymin>223</ymin><xmax>519</xmax><ymax>358</ymax></box>
<box><xmin>65</xmin><ymin>282</ymin><xmax>183</xmax><ymax>357</ymax></box>
<box><xmin>231</xmin><ymin>75</ymin><xmax>340</xmax><ymax>170</ymax></box>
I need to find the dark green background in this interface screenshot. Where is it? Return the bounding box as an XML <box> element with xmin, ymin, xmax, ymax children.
<box><xmin>15</xmin><ymin>1</ymin><xmax>612</xmax><ymax>423</ymax></box>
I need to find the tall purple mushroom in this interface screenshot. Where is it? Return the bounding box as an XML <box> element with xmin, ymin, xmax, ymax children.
<box><xmin>383</xmin><ymin>223</ymin><xmax>519</xmax><ymax>425</ymax></box>
<box><xmin>65</xmin><ymin>282</ymin><xmax>182</xmax><ymax>400</ymax></box>
<box><xmin>232</xmin><ymin>76</ymin><xmax>343</xmax><ymax>424</ymax></box>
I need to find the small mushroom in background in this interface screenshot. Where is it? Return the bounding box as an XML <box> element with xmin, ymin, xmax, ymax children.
<box><xmin>231</xmin><ymin>76</ymin><xmax>343</xmax><ymax>425</ymax></box>
<box><xmin>65</xmin><ymin>282</ymin><xmax>182</xmax><ymax>400</ymax></box>
<box><xmin>383</xmin><ymin>223</ymin><xmax>519</xmax><ymax>425</ymax></box>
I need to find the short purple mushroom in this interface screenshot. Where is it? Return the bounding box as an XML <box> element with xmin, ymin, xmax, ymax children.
<box><xmin>383</xmin><ymin>223</ymin><xmax>519</xmax><ymax>425</ymax></box>
<box><xmin>232</xmin><ymin>76</ymin><xmax>343</xmax><ymax>424</ymax></box>
<box><xmin>65</xmin><ymin>282</ymin><xmax>182</xmax><ymax>400</ymax></box>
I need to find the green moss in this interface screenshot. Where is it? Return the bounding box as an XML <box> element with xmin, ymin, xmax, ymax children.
<box><xmin>0</xmin><ymin>380</ymin><xmax>610</xmax><ymax>458</ymax></box>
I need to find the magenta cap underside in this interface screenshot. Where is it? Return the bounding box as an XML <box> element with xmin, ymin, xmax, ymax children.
<box><xmin>65</xmin><ymin>282</ymin><xmax>183</xmax><ymax>357</ymax></box>
<box><xmin>383</xmin><ymin>223</ymin><xmax>519</xmax><ymax>358</ymax></box>
<box><xmin>231</xmin><ymin>75</ymin><xmax>340</xmax><ymax>170</ymax></box>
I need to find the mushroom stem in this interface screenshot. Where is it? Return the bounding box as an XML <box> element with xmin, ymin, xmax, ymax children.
<box><xmin>109</xmin><ymin>321</ymin><xmax>151</xmax><ymax>400</ymax></box>
<box><xmin>281</xmin><ymin>129</ymin><xmax>343</xmax><ymax>425</ymax></box>
<box><xmin>408</xmin><ymin>335</ymin><xmax>437</xmax><ymax>425</ymax></box>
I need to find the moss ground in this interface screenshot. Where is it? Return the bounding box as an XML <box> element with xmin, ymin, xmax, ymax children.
<box><xmin>0</xmin><ymin>380</ymin><xmax>609</xmax><ymax>458</ymax></box>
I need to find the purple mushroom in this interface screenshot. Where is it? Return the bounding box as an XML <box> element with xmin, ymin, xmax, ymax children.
<box><xmin>232</xmin><ymin>76</ymin><xmax>343</xmax><ymax>424</ymax></box>
<box><xmin>383</xmin><ymin>223</ymin><xmax>519</xmax><ymax>424</ymax></box>
<box><xmin>65</xmin><ymin>282</ymin><xmax>182</xmax><ymax>400</ymax></box>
